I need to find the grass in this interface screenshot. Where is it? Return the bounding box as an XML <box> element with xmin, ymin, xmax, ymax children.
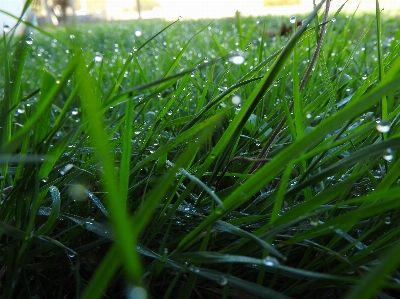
<box><xmin>1</xmin><ymin>0</ymin><xmax>400</xmax><ymax>298</ymax></box>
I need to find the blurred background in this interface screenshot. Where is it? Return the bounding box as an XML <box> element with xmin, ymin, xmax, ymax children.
<box><xmin>1</xmin><ymin>0</ymin><xmax>399</xmax><ymax>34</ymax></box>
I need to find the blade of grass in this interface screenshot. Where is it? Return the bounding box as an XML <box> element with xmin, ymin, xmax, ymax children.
<box><xmin>35</xmin><ymin>186</ymin><xmax>60</xmax><ymax>235</ymax></box>
<box><xmin>74</xmin><ymin>49</ymin><xmax>142</xmax><ymax>284</ymax></box>
<box><xmin>177</xmin><ymin>50</ymin><xmax>400</xmax><ymax>251</ymax></box>
<box><xmin>343</xmin><ymin>239</ymin><xmax>400</xmax><ymax>299</ymax></box>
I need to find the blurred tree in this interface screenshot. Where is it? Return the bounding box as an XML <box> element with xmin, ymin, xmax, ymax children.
<box><xmin>137</xmin><ymin>0</ymin><xmax>141</xmax><ymax>19</ymax></box>
<box><xmin>33</xmin><ymin>0</ymin><xmax>76</xmax><ymax>24</ymax></box>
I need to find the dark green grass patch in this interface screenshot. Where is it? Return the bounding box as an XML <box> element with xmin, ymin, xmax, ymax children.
<box><xmin>1</xmin><ymin>0</ymin><xmax>400</xmax><ymax>298</ymax></box>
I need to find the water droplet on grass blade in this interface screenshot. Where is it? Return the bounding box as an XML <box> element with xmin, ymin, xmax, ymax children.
<box><xmin>384</xmin><ymin>217</ymin><xmax>391</xmax><ymax>225</ymax></box>
<box><xmin>362</xmin><ymin>75</ymin><xmax>367</xmax><ymax>80</ymax></box>
<box><xmin>376</xmin><ymin>120</ymin><xmax>390</xmax><ymax>133</ymax></box>
<box><xmin>290</xmin><ymin>16</ymin><xmax>296</xmax><ymax>24</ymax></box>
<box><xmin>17</xmin><ymin>105</ymin><xmax>25</xmax><ymax>114</ymax></box>
<box><xmin>26</xmin><ymin>37</ymin><xmax>33</xmax><ymax>45</ymax></box>
<box><xmin>189</xmin><ymin>265</ymin><xmax>200</xmax><ymax>273</ymax></box>
<box><xmin>94</xmin><ymin>52</ymin><xmax>103</xmax><ymax>62</ymax></box>
<box><xmin>135</xmin><ymin>30</ymin><xmax>142</xmax><ymax>36</ymax></box>
<box><xmin>3</xmin><ymin>24</ymin><xmax>10</xmax><ymax>33</ymax></box>
<box><xmin>60</xmin><ymin>163</ymin><xmax>74</xmax><ymax>175</ymax></box>
<box><xmin>231</xmin><ymin>95</ymin><xmax>241</xmax><ymax>105</ymax></box>
<box><xmin>263</xmin><ymin>256</ymin><xmax>279</xmax><ymax>267</ymax></box>
<box><xmin>217</xmin><ymin>276</ymin><xmax>228</xmax><ymax>286</ymax></box>
<box><xmin>66</xmin><ymin>249</ymin><xmax>76</xmax><ymax>258</ymax></box>
<box><xmin>383</xmin><ymin>148</ymin><xmax>393</xmax><ymax>161</ymax></box>
<box><xmin>230</xmin><ymin>54</ymin><xmax>244</xmax><ymax>65</ymax></box>
<box><xmin>331</xmin><ymin>18</ymin><xmax>336</xmax><ymax>22</ymax></box>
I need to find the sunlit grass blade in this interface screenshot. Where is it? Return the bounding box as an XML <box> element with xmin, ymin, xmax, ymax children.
<box><xmin>74</xmin><ymin>49</ymin><xmax>142</xmax><ymax>284</ymax></box>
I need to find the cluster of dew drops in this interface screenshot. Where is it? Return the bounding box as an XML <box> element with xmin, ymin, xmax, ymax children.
<box><xmin>375</xmin><ymin>119</ymin><xmax>393</xmax><ymax>161</ymax></box>
<box><xmin>3</xmin><ymin>24</ymin><xmax>33</xmax><ymax>45</ymax></box>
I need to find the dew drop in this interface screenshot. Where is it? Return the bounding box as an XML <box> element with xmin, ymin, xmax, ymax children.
<box><xmin>384</xmin><ymin>216</ymin><xmax>391</xmax><ymax>225</ymax></box>
<box><xmin>189</xmin><ymin>265</ymin><xmax>200</xmax><ymax>273</ymax></box>
<box><xmin>17</xmin><ymin>105</ymin><xmax>26</xmax><ymax>114</ymax></box>
<box><xmin>71</xmin><ymin>108</ymin><xmax>79</xmax><ymax>116</ymax></box>
<box><xmin>178</xmin><ymin>16</ymin><xmax>183</xmax><ymax>20</ymax></box>
<box><xmin>60</xmin><ymin>163</ymin><xmax>74</xmax><ymax>176</ymax></box>
<box><xmin>217</xmin><ymin>276</ymin><xmax>228</xmax><ymax>286</ymax></box>
<box><xmin>273</xmin><ymin>81</ymin><xmax>278</xmax><ymax>87</ymax></box>
<box><xmin>263</xmin><ymin>256</ymin><xmax>279</xmax><ymax>267</ymax></box>
<box><xmin>69</xmin><ymin>34</ymin><xmax>75</xmax><ymax>39</ymax></box>
<box><xmin>231</xmin><ymin>95</ymin><xmax>241</xmax><ymax>105</ymax></box>
<box><xmin>26</xmin><ymin>37</ymin><xmax>33</xmax><ymax>45</ymax></box>
<box><xmin>383</xmin><ymin>148</ymin><xmax>393</xmax><ymax>161</ymax></box>
<box><xmin>331</xmin><ymin>18</ymin><xmax>336</xmax><ymax>22</ymax></box>
<box><xmin>66</xmin><ymin>250</ymin><xmax>76</xmax><ymax>258</ymax></box>
<box><xmin>306</xmin><ymin>112</ymin><xmax>312</xmax><ymax>119</ymax></box>
<box><xmin>135</xmin><ymin>30</ymin><xmax>142</xmax><ymax>37</ymax></box>
<box><xmin>230</xmin><ymin>55</ymin><xmax>245</xmax><ymax>65</ymax></box>
<box><xmin>94</xmin><ymin>52</ymin><xmax>103</xmax><ymax>62</ymax></box>
<box><xmin>3</xmin><ymin>24</ymin><xmax>10</xmax><ymax>33</ymax></box>
<box><xmin>289</xmin><ymin>16</ymin><xmax>296</xmax><ymax>24</ymax></box>
<box><xmin>362</xmin><ymin>75</ymin><xmax>367</xmax><ymax>80</ymax></box>
<box><xmin>376</xmin><ymin>120</ymin><xmax>390</xmax><ymax>133</ymax></box>
<box><xmin>203</xmin><ymin>57</ymin><xmax>209</xmax><ymax>63</ymax></box>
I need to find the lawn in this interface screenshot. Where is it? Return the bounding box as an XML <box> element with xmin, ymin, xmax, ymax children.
<box><xmin>1</xmin><ymin>0</ymin><xmax>400</xmax><ymax>298</ymax></box>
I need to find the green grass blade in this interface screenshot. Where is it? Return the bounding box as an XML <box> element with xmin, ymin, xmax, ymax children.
<box><xmin>0</xmin><ymin>61</ymin><xmax>76</xmax><ymax>155</ymax></box>
<box><xmin>74</xmin><ymin>50</ymin><xmax>142</xmax><ymax>284</ymax></box>
<box><xmin>35</xmin><ymin>186</ymin><xmax>61</xmax><ymax>235</ymax></box>
<box><xmin>119</xmin><ymin>97</ymin><xmax>133</xmax><ymax>214</ymax></box>
<box><xmin>178</xmin><ymin>49</ymin><xmax>400</xmax><ymax>251</ymax></box>
<box><xmin>376</xmin><ymin>0</ymin><xmax>387</xmax><ymax>127</ymax></box>
<box><xmin>80</xmin><ymin>245</ymin><xmax>121</xmax><ymax>299</ymax></box>
<box><xmin>343</xmin><ymin>239</ymin><xmax>400</xmax><ymax>299</ymax></box>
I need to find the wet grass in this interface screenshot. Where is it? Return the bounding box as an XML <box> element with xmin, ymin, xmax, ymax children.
<box><xmin>1</xmin><ymin>0</ymin><xmax>400</xmax><ymax>298</ymax></box>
